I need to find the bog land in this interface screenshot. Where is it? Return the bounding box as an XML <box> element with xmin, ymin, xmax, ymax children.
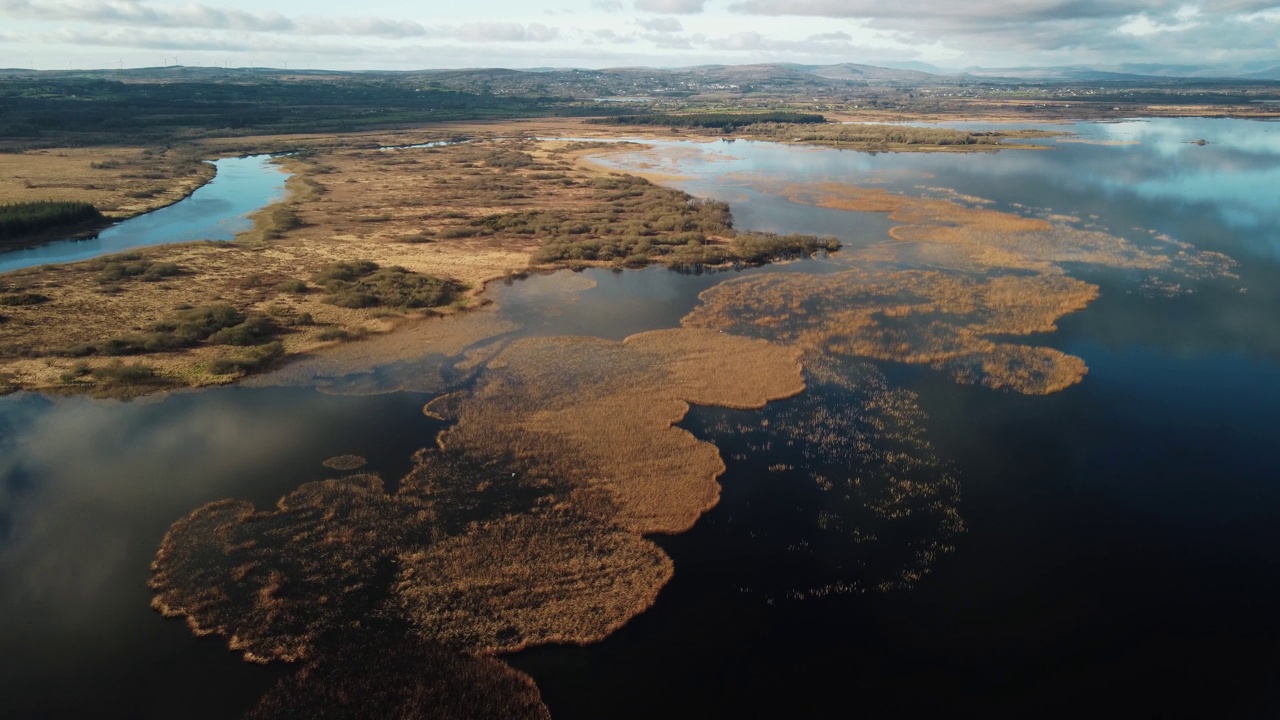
<box><xmin>0</xmin><ymin>67</ymin><xmax>1271</xmax><ymax>396</ymax></box>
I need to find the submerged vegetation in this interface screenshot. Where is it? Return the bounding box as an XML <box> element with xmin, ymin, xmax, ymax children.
<box><xmin>695</xmin><ymin>355</ymin><xmax>964</xmax><ymax>599</ymax></box>
<box><xmin>322</xmin><ymin>454</ymin><xmax>368</xmax><ymax>471</ymax></box>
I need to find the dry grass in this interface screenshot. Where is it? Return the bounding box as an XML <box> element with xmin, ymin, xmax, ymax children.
<box><xmin>149</xmin><ymin>446</ymin><xmax>677</xmax><ymax>659</ymax></box>
<box><xmin>434</xmin><ymin>328</ymin><xmax>806</xmax><ymax>534</ymax></box>
<box><xmin>683</xmin><ymin>269</ymin><xmax>1097</xmax><ymax>395</ymax></box>
<box><xmin>396</xmin><ymin>511</ymin><xmax>672</xmax><ymax>653</ymax></box>
<box><xmin>783</xmin><ymin>182</ymin><xmax>1237</xmax><ymax>282</ymax></box>
<box><xmin>149</xmin><ymin>473</ymin><xmax>436</xmax><ymax>663</ymax></box>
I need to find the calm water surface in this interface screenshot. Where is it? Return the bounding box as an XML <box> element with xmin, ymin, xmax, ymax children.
<box><xmin>3</xmin><ymin>118</ymin><xmax>1280</xmax><ymax>718</ymax></box>
<box><xmin>0</xmin><ymin>155</ymin><xmax>287</xmax><ymax>274</ymax></box>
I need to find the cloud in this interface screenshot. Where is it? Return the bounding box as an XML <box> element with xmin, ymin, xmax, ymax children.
<box><xmin>637</xmin><ymin>17</ymin><xmax>684</xmax><ymax>32</ymax></box>
<box><xmin>710</xmin><ymin>31</ymin><xmax>768</xmax><ymax>50</ymax></box>
<box><xmin>46</xmin><ymin>27</ymin><xmax>371</xmax><ymax>54</ymax></box>
<box><xmin>592</xmin><ymin>0</ymin><xmax>625</xmax><ymax>10</ymax></box>
<box><xmin>724</xmin><ymin>0</ymin><xmax>1280</xmax><ymax>61</ymax></box>
<box><xmin>456</xmin><ymin>22</ymin><xmax>559</xmax><ymax>43</ymax></box>
<box><xmin>726</xmin><ymin>1</ymin><xmax>1279</xmax><ymax>22</ymax></box>
<box><xmin>646</xmin><ymin>32</ymin><xmax>697</xmax><ymax>49</ymax></box>
<box><xmin>0</xmin><ymin>0</ymin><xmax>432</xmax><ymax>38</ymax></box>
<box><xmin>634</xmin><ymin>0</ymin><xmax>707</xmax><ymax>14</ymax></box>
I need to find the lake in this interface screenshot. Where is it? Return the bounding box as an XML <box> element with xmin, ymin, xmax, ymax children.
<box><xmin>3</xmin><ymin>118</ymin><xmax>1280</xmax><ymax>718</ymax></box>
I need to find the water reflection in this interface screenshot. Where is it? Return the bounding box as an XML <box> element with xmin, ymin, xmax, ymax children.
<box><xmin>0</xmin><ymin>387</ymin><xmax>438</xmax><ymax>717</ymax></box>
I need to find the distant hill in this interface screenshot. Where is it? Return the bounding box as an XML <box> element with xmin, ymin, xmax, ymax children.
<box><xmin>1242</xmin><ymin>66</ymin><xmax>1280</xmax><ymax>81</ymax></box>
<box><xmin>801</xmin><ymin>63</ymin><xmax>940</xmax><ymax>83</ymax></box>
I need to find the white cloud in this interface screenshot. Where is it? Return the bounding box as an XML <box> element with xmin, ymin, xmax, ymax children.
<box><xmin>637</xmin><ymin>17</ymin><xmax>684</xmax><ymax>32</ymax></box>
<box><xmin>710</xmin><ymin>30</ymin><xmax>767</xmax><ymax>50</ymax></box>
<box><xmin>635</xmin><ymin>0</ymin><xmax>707</xmax><ymax>14</ymax></box>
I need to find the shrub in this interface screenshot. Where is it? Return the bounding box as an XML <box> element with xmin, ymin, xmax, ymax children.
<box><xmin>207</xmin><ymin>342</ymin><xmax>284</xmax><ymax>376</ymax></box>
<box><xmin>0</xmin><ymin>292</ymin><xmax>50</xmax><ymax>306</ymax></box>
<box><xmin>0</xmin><ymin>200</ymin><xmax>103</xmax><ymax>240</ymax></box>
<box><xmin>94</xmin><ymin>257</ymin><xmax>182</xmax><ymax>283</ymax></box>
<box><xmin>207</xmin><ymin>316</ymin><xmax>278</xmax><ymax>346</ymax></box>
<box><xmin>314</xmin><ymin>261</ymin><xmax>462</xmax><ymax>310</ymax></box>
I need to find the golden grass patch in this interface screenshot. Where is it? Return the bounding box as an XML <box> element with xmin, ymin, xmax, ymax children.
<box><xmin>396</xmin><ymin>511</ymin><xmax>672</xmax><ymax>653</ymax></box>
<box><xmin>434</xmin><ymin>328</ymin><xmax>805</xmax><ymax>534</ymax></box>
<box><xmin>683</xmin><ymin>268</ymin><xmax>1097</xmax><ymax>395</ymax></box>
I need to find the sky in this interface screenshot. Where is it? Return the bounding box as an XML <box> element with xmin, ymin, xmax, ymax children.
<box><xmin>0</xmin><ymin>0</ymin><xmax>1277</xmax><ymax>72</ymax></box>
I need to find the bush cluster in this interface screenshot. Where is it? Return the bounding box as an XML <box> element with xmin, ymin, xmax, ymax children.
<box><xmin>0</xmin><ymin>200</ymin><xmax>103</xmax><ymax>240</ymax></box>
<box><xmin>313</xmin><ymin>261</ymin><xmax>462</xmax><ymax>310</ymax></box>
<box><xmin>0</xmin><ymin>292</ymin><xmax>50</xmax><ymax>306</ymax></box>
<box><xmin>63</xmin><ymin>304</ymin><xmax>280</xmax><ymax>357</ymax></box>
<box><xmin>90</xmin><ymin>254</ymin><xmax>182</xmax><ymax>283</ymax></box>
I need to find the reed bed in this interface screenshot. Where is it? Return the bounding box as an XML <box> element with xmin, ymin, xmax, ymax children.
<box><xmin>785</xmin><ymin>182</ymin><xmax>1237</xmax><ymax>282</ymax></box>
<box><xmin>396</xmin><ymin>510</ymin><xmax>672</xmax><ymax>653</ymax></box>
<box><xmin>684</xmin><ymin>268</ymin><xmax>1097</xmax><ymax>395</ymax></box>
<box><xmin>153</xmin><ymin>449</ymin><xmax>629</xmax><ymax>663</ymax></box>
<box><xmin>246</xmin><ymin>632</ymin><xmax>550</xmax><ymax>720</ymax></box>
<box><xmin>434</xmin><ymin>328</ymin><xmax>806</xmax><ymax>534</ymax></box>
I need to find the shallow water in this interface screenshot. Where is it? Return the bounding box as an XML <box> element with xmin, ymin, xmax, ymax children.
<box><xmin>0</xmin><ymin>155</ymin><xmax>287</xmax><ymax>274</ymax></box>
<box><xmin>4</xmin><ymin>118</ymin><xmax>1280</xmax><ymax>717</ymax></box>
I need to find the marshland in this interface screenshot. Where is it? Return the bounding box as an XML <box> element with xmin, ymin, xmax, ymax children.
<box><xmin>4</xmin><ymin>114</ymin><xmax>1280</xmax><ymax>720</ymax></box>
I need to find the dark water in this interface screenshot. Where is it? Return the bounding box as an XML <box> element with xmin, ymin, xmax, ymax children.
<box><xmin>4</xmin><ymin>118</ymin><xmax>1280</xmax><ymax>718</ymax></box>
<box><xmin>0</xmin><ymin>155</ymin><xmax>287</xmax><ymax>274</ymax></box>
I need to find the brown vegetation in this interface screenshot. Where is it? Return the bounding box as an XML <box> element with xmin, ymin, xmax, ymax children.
<box><xmin>743</xmin><ymin>123</ymin><xmax>1063</xmax><ymax>151</ymax></box>
<box><xmin>396</xmin><ymin>510</ymin><xmax>672</xmax><ymax>653</ymax></box>
<box><xmin>433</xmin><ymin>328</ymin><xmax>806</xmax><ymax>533</ymax></box>
<box><xmin>784</xmin><ymin>182</ymin><xmax>1202</xmax><ymax>275</ymax></box>
<box><xmin>0</xmin><ymin>134</ymin><xmax>832</xmax><ymax>395</ymax></box>
<box><xmin>148</xmin><ymin>445</ymin><xmax>679</xmax><ymax>654</ymax></box>
<box><xmin>683</xmin><ymin>269</ymin><xmax>1097</xmax><ymax>395</ymax></box>
<box><xmin>150</xmin><ymin>472</ymin><xmax>433</xmax><ymax>663</ymax></box>
<box><xmin>247</xmin><ymin>633</ymin><xmax>551</xmax><ymax>720</ymax></box>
